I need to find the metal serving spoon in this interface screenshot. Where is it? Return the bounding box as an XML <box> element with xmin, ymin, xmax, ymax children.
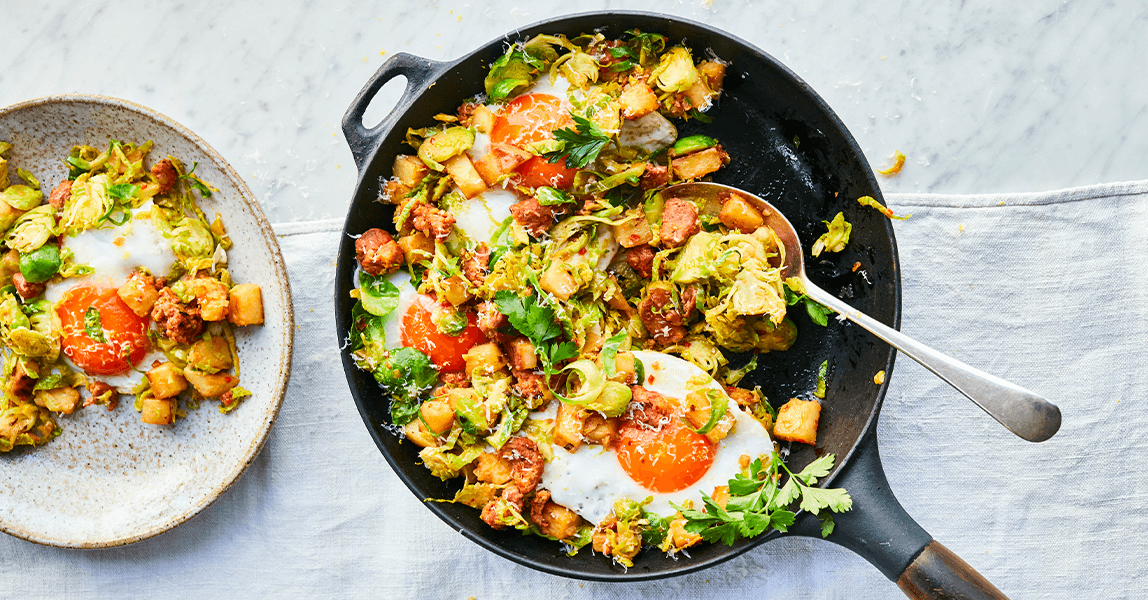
<box><xmin>664</xmin><ymin>181</ymin><xmax>1062</xmax><ymax>443</ymax></box>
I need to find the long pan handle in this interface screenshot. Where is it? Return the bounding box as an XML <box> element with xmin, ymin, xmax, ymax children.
<box><xmin>790</xmin><ymin>426</ymin><xmax>1008</xmax><ymax>599</ymax></box>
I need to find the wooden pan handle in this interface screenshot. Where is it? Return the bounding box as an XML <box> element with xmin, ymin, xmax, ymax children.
<box><xmin>897</xmin><ymin>541</ymin><xmax>1008</xmax><ymax>600</ymax></box>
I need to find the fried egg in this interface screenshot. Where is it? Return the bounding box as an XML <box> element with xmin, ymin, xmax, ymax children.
<box><xmin>541</xmin><ymin>351</ymin><xmax>775</xmax><ymax>524</ymax></box>
<box><xmin>45</xmin><ymin>203</ymin><xmax>176</xmax><ymax>392</ymax></box>
<box><xmin>376</xmin><ymin>270</ymin><xmax>420</xmax><ymax>350</ymax></box>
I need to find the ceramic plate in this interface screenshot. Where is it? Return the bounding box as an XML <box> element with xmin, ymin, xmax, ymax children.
<box><xmin>0</xmin><ymin>95</ymin><xmax>293</xmax><ymax>548</ymax></box>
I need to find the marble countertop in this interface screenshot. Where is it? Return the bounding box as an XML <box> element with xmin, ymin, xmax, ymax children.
<box><xmin>3</xmin><ymin>0</ymin><xmax>1144</xmax><ymax>224</ymax></box>
<box><xmin>2</xmin><ymin>1</ymin><xmax>1146</xmax><ymax>598</ymax></box>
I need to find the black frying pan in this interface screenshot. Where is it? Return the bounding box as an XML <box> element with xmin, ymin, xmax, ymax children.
<box><xmin>335</xmin><ymin>11</ymin><xmax>1006</xmax><ymax>598</ymax></box>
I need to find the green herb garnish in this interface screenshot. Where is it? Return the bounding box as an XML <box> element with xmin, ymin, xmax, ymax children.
<box><xmin>543</xmin><ymin>115</ymin><xmax>611</xmax><ymax>169</ymax></box>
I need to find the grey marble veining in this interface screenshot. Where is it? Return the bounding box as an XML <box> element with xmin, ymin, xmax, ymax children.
<box><xmin>2</xmin><ymin>0</ymin><xmax>1145</xmax><ymax>224</ymax></box>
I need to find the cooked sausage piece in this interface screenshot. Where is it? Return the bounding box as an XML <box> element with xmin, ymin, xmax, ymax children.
<box><xmin>498</xmin><ymin>436</ymin><xmax>544</xmax><ymax>495</ymax></box>
<box><xmin>151</xmin><ymin>158</ymin><xmax>179</xmax><ymax>195</ymax></box>
<box><xmin>626</xmin><ymin>244</ymin><xmax>656</xmax><ymax>279</ymax></box>
<box><xmin>640</xmin><ymin>163</ymin><xmax>669</xmax><ymax>190</ymax></box>
<box><xmin>150</xmin><ymin>287</ymin><xmax>204</xmax><ymax>345</ymax></box>
<box><xmin>476</xmin><ymin>301</ymin><xmax>510</xmax><ymax>343</ymax></box>
<box><xmin>48</xmin><ymin>180</ymin><xmax>72</xmax><ymax>209</ymax></box>
<box><xmin>355</xmin><ymin>228</ymin><xmax>403</xmax><ymax>276</ymax></box>
<box><xmin>461</xmin><ymin>243</ymin><xmax>490</xmax><ymax>287</ymax></box>
<box><xmin>410</xmin><ymin>202</ymin><xmax>455</xmax><ymax>240</ymax></box>
<box><xmin>12</xmin><ymin>273</ymin><xmax>43</xmax><ymax>300</ymax></box>
<box><xmin>638</xmin><ymin>286</ymin><xmax>686</xmax><ymax>345</ymax></box>
<box><xmin>659</xmin><ymin>198</ymin><xmax>700</xmax><ymax>248</ymax></box>
<box><xmin>511</xmin><ymin>368</ymin><xmax>546</xmax><ymax>401</ymax></box>
<box><xmin>509</xmin><ymin>197</ymin><xmax>557</xmax><ymax>238</ymax></box>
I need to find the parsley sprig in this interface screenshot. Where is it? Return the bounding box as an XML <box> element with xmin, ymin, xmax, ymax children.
<box><xmin>493</xmin><ymin>290</ymin><xmax>578</xmax><ymax>368</ymax></box>
<box><xmin>543</xmin><ymin>115</ymin><xmax>611</xmax><ymax>169</ymax></box>
<box><xmin>672</xmin><ymin>452</ymin><xmax>852</xmax><ymax>544</ymax></box>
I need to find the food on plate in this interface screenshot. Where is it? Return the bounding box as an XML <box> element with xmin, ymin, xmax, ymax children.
<box><xmin>0</xmin><ymin>139</ymin><xmax>264</xmax><ymax>452</ymax></box>
<box><xmin>347</xmin><ymin>30</ymin><xmax>850</xmax><ymax>565</ymax></box>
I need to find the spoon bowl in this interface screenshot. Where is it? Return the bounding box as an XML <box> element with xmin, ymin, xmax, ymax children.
<box><xmin>664</xmin><ymin>181</ymin><xmax>1062</xmax><ymax>443</ymax></box>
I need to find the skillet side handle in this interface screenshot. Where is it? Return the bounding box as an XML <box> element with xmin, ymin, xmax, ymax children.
<box><xmin>898</xmin><ymin>541</ymin><xmax>1007</xmax><ymax>600</ymax></box>
<box><xmin>789</xmin><ymin>426</ymin><xmax>1010</xmax><ymax>599</ymax></box>
<box><xmin>341</xmin><ymin>53</ymin><xmax>448</xmax><ymax>171</ymax></box>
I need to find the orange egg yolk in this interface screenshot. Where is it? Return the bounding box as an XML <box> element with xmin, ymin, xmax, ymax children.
<box><xmin>615</xmin><ymin>414</ymin><xmax>716</xmax><ymax>493</ymax></box>
<box><xmin>400</xmin><ymin>293</ymin><xmax>486</xmax><ymax>372</ymax></box>
<box><xmin>490</xmin><ymin>93</ymin><xmax>578</xmax><ymax>190</ymax></box>
<box><xmin>56</xmin><ymin>284</ymin><xmax>151</xmax><ymax>376</ymax></box>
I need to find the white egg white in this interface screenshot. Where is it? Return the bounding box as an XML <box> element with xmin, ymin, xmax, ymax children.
<box><xmin>379</xmin><ymin>270</ymin><xmax>420</xmax><ymax>350</ymax></box>
<box><xmin>45</xmin><ymin>202</ymin><xmax>178</xmax><ymax>393</ymax></box>
<box><xmin>540</xmin><ymin>351</ymin><xmax>776</xmax><ymax>525</ymax></box>
<box><xmin>449</xmin><ymin>188</ymin><xmax>519</xmax><ymax>246</ymax></box>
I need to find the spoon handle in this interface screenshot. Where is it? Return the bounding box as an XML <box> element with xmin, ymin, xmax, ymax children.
<box><xmin>801</xmin><ymin>280</ymin><xmax>1061</xmax><ymax>442</ymax></box>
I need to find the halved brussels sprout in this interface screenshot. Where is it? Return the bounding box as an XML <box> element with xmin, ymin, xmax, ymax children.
<box><xmin>170</xmin><ymin>218</ymin><xmax>215</xmax><ymax>258</ymax></box>
<box><xmin>6</xmin><ymin>206</ymin><xmax>55</xmax><ymax>254</ymax></box>
<box><xmin>417</xmin><ymin>127</ymin><xmax>476</xmax><ymax>171</ymax></box>
<box><xmin>0</xmin><ymin>185</ymin><xmax>43</xmax><ymax>211</ymax></box>
<box><xmin>649</xmin><ymin>47</ymin><xmax>699</xmax><ymax>93</ymax></box>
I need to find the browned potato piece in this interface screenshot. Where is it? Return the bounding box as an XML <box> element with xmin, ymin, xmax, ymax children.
<box><xmin>188</xmin><ymin>336</ymin><xmax>233</xmax><ymax>373</ymax></box>
<box><xmin>439</xmin><ymin>275</ymin><xmax>471</xmax><ymax>306</ymax></box>
<box><xmin>141</xmin><ymin>398</ymin><xmax>176</xmax><ymax>425</ymax></box>
<box><xmin>666</xmin><ymin>516</ymin><xmax>703</xmax><ymax>551</ymax></box>
<box><xmin>147</xmin><ymin>362</ymin><xmax>188</xmax><ymax>399</ymax></box>
<box><xmin>726</xmin><ymin>386</ymin><xmax>758</xmax><ymax>407</ymax></box>
<box><xmin>539</xmin><ymin>262</ymin><xmax>579</xmax><ymax>300</ymax></box>
<box><xmin>581</xmin><ymin>413</ymin><xmax>619</xmax><ymax>448</ymax></box>
<box><xmin>443</xmin><ymin>154</ymin><xmax>487</xmax><ymax>199</ymax></box>
<box><xmin>34</xmin><ymin>387</ymin><xmax>79</xmax><ymax>414</ymax></box>
<box><xmin>403</xmin><ymin>420</ymin><xmax>438</xmax><ymax>448</ymax></box>
<box><xmin>699</xmin><ymin>60</ymin><xmax>727</xmax><ymax>91</ymax></box>
<box><xmin>190</xmin><ymin>276</ymin><xmax>230</xmax><ymax>322</ymax></box>
<box><xmin>473</xmin><ymin>452</ymin><xmax>512</xmax><ymax>484</ymax></box>
<box><xmin>672</xmin><ymin>146</ymin><xmax>729</xmax><ymax>180</ymax></box>
<box><xmin>117</xmin><ymin>274</ymin><xmax>160</xmax><ymax>317</ymax></box>
<box><xmin>537</xmin><ymin>502</ymin><xmax>583</xmax><ymax>540</ymax></box>
<box><xmin>397</xmin><ymin>232</ymin><xmax>433</xmax><ymax>265</ymax></box>
<box><xmin>227</xmin><ymin>283</ymin><xmax>264</xmax><ymax>326</ymax></box>
<box><xmin>619</xmin><ymin>82</ymin><xmax>659</xmax><ymax>120</ymax></box>
<box><xmin>773</xmin><ymin>398</ymin><xmax>822</xmax><ymax>445</ymax></box>
<box><xmin>473</xmin><ymin>143</ymin><xmax>533</xmax><ymax>186</ymax></box>
<box><xmin>683</xmin><ymin>389</ymin><xmax>735</xmax><ymax>443</ymax></box>
<box><xmin>506</xmin><ymin>337</ymin><xmax>537</xmax><ymax>371</ymax></box>
<box><xmin>553</xmin><ymin>402</ymin><xmax>587</xmax><ymax>451</ymax></box>
<box><xmin>462</xmin><ymin>342</ymin><xmax>506</xmax><ymax>378</ymax></box>
<box><xmin>471</xmin><ymin>105</ymin><xmax>496</xmax><ymax>134</ymax></box>
<box><xmin>610</xmin><ymin>352</ymin><xmax>636</xmax><ymax>384</ymax></box>
<box><xmin>610</xmin><ymin>210</ymin><xmax>654</xmax><ymax>248</ymax></box>
<box><xmin>718</xmin><ymin>194</ymin><xmax>765</xmax><ymax>233</ymax></box>
<box><xmin>182</xmin><ymin>367</ymin><xmax>239</xmax><ymax>398</ymax></box>
<box><xmin>393</xmin><ymin>154</ymin><xmax>429</xmax><ymax>188</ymax></box>
<box><xmin>419</xmin><ymin>398</ymin><xmax>455</xmax><ymax>434</ymax></box>
<box><xmin>0</xmin><ymin>201</ymin><xmax>23</xmax><ymax>232</ymax></box>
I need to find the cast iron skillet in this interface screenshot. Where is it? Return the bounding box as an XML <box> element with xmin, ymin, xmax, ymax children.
<box><xmin>336</xmin><ymin>11</ymin><xmax>1007</xmax><ymax>598</ymax></box>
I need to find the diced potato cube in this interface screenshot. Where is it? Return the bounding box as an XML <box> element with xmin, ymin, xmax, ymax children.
<box><xmin>619</xmin><ymin>83</ymin><xmax>660</xmax><ymax>120</ymax></box>
<box><xmin>539</xmin><ymin>262</ymin><xmax>579</xmax><ymax>300</ymax></box>
<box><xmin>699</xmin><ymin>61</ymin><xmax>727</xmax><ymax>91</ymax></box>
<box><xmin>397</xmin><ymin>232</ymin><xmax>433</xmax><ymax>265</ymax></box>
<box><xmin>718</xmin><ymin>194</ymin><xmax>765</xmax><ymax>233</ymax></box>
<box><xmin>473</xmin><ymin>452</ymin><xmax>512</xmax><ymax>484</ymax></box>
<box><xmin>672</xmin><ymin>146</ymin><xmax>728</xmax><ymax>180</ymax></box>
<box><xmin>711</xmin><ymin>485</ymin><xmax>731</xmax><ymax>509</ymax></box>
<box><xmin>117</xmin><ymin>274</ymin><xmax>160</xmax><ymax>317</ymax></box>
<box><xmin>393</xmin><ymin>154</ymin><xmax>429</xmax><ymax>188</ymax></box>
<box><xmin>0</xmin><ymin>201</ymin><xmax>21</xmax><ymax>232</ymax></box>
<box><xmin>141</xmin><ymin>398</ymin><xmax>176</xmax><ymax>425</ymax></box>
<box><xmin>443</xmin><ymin>154</ymin><xmax>487</xmax><ymax>199</ymax></box>
<box><xmin>439</xmin><ymin>275</ymin><xmax>470</xmax><ymax>306</ymax></box>
<box><xmin>227</xmin><ymin>283</ymin><xmax>264</xmax><ymax>326</ymax></box>
<box><xmin>553</xmin><ymin>402</ymin><xmax>587</xmax><ymax>451</ymax></box>
<box><xmin>683</xmin><ymin>80</ymin><xmax>716</xmax><ymax>112</ymax></box>
<box><xmin>147</xmin><ymin>362</ymin><xmax>188</xmax><ymax>399</ymax></box>
<box><xmin>537</xmin><ymin>502</ymin><xmax>583</xmax><ymax>540</ymax></box>
<box><xmin>473</xmin><ymin>143</ymin><xmax>532</xmax><ymax>186</ymax></box>
<box><xmin>506</xmin><ymin>337</ymin><xmax>537</xmax><ymax>371</ymax></box>
<box><xmin>402</xmin><ymin>420</ymin><xmax>438</xmax><ymax>448</ymax></box>
<box><xmin>471</xmin><ymin>105</ymin><xmax>496</xmax><ymax>134</ymax></box>
<box><xmin>419</xmin><ymin>398</ymin><xmax>455</xmax><ymax>434</ymax></box>
<box><xmin>726</xmin><ymin>386</ymin><xmax>758</xmax><ymax>407</ymax></box>
<box><xmin>188</xmin><ymin>336</ymin><xmax>233</xmax><ymax>373</ymax></box>
<box><xmin>666</xmin><ymin>516</ymin><xmax>703</xmax><ymax>550</ymax></box>
<box><xmin>683</xmin><ymin>389</ymin><xmax>735</xmax><ymax>443</ymax></box>
<box><xmin>190</xmin><ymin>276</ymin><xmax>230</xmax><ymax>322</ymax></box>
<box><xmin>581</xmin><ymin>413</ymin><xmax>619</xmax><ymax>448</ymax></box>
<box><xmin>773</xmin><ymin>398</ymin><xmax>822</xmax><ymax>445</ymax></box>
<box><xmin>182</xmin><ymin>367</ymin><xmax>239</xmax><ymax>398</ymax></box>
<box><xmin>610</xmin><ymin>209</ymin><xmax>654</xmax><ymax>248</ymax></box>
<box><xmin>610</xmin><ymin>351</ymin><xmax>636</xmax><ymax>384</ymax></box>
<box><xmin>462</xmin><ymin>342</ymin><xmax>505</xmax><ymax>378</ymax></box>
<box><xmin>34</xmin><ymin>387</ymin><xmax>80</xmax><ymax>414</ymax></box>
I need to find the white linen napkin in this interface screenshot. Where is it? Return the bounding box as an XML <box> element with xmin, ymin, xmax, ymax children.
<box><xmin>5</xmin><ymin>180</ymin><xmax>1147</xmax><ymax>598</ymax></box>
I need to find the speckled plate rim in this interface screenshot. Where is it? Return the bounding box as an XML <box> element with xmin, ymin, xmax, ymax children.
<box><xmin>0</xmin><ymin>93</ymin><xmax>294</xmax><ymax>549</ymax></box>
